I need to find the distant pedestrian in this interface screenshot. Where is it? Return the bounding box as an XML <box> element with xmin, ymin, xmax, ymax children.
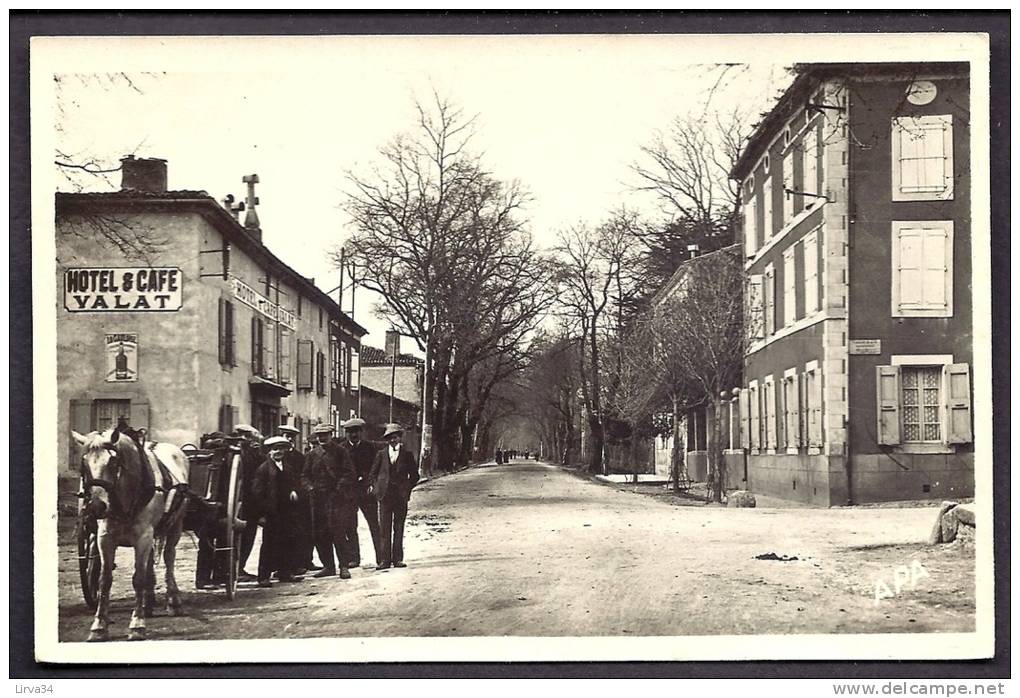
<box><xmin>249</xmin><ymin>436</ymin><xmax>304</xmax><ymax>587</ymax></box>
<box><xmin>369</xmin><ymin>424</ymin><xmax>419</xmax><ymax>570</ymax></box>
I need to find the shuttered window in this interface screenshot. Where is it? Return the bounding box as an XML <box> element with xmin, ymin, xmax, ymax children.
<box><xmin>218</xmin><ymin>299</ymin><xmax>236</xmax><ymax>367</ymax></box>
<box><xmin>803</xmin><ymin>230</ymin><xmax>819</xmax><ymax>315</ymax></box>
<box><xmin>892</xmin><ymin>115</ymin><xmax>954</xmax><ymax>201</ymax></box>
<box><xmin>278</xmin><ymin>328</ymin><xmax>292</xmax><ymax>384</ymax></box>
<box><xmin>802</xmin><ymin>123</ymin><xmax>820</xmax><ymax>204</ymax></box>
<box><xmin>747</xmin><ymin>275</ymin><xmax>765</xmax><ymax>341</ymax></box>
<box><xmin>315</xmin><ymin>350</ymin><xmax>326</xmax><ymax>396</ymax></box>
<box><xmin>762</xmin><ymin>377</ymin><xmax>777</xmax><ymax>450</ymax></box>
<box><xmin>805</xmin><ymin>365</ymin><xmax>822</xmax><ymax>448</ymax></box>
<box><xmin>784</xmin><ymin>372</ymin><xmax>801</xmax><ymax>449</ymax></box>
<box><xmin>783</xmin><ymin>247</ymin><xmax>796</xmax><ymax>327</ymax></box>
<box><xmin>875</xmin><ymin>362</ymin><xmax>972</xmax><ymax>447</ymax></box>
<box><xmin>782</xmin><ymin>152</ymin><xmax>795</xmax><ymax>224</ymax></box>
<box><xmin>744</xmin><ymin>194</ymin><xmax>757</xmax><ymax>259</ymax></box>
<box><xmin>262</xmin><ymin>320</ymin><xmax>276</xmax><ymax>381</ymax></box>
<box><xmin>738</xmin><ymin>389</ymin><xmax>750</xmax><ymax>450</ymax></box>
<box><xmin>763</xmin><ymin>264</ymin><xmax>776</xmax><ymax>336</ymax></box>
<box><xmin>748</xmin><ymin>382</ymin><xmax>760</xmax><ymax>452</ymax></box>
<box><xmin>762</xmin><ymin>178</ymin><xmax>774</xmax><ymax>239</ymax></box>
<box><xmin>296</xmin><ymin>339</ymin><xmax>313</xmax><ymax>390</ymax></box>
<box><xmin>251</xmin><ymin>317</ymin><xmax>264</xmax><ymax>376</ymax></box>
<box><xmin>891</xmin><ymin>221</ymin><xmax>953</xmax><ymax>317</ymax></box>
<box><xmin>350</xmin><ymin>346</ymin><xmax>360</xmax><ymax>391</ymax></box>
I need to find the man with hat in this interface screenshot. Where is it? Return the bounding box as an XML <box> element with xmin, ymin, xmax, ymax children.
<box><xmin>231</xmin><ymin>424</ymin><xmax>264</xmax><ymax>580</ymax></box>
<box><xmin>340</xmin><ymin>417</ymin><xmax>381</xmax><ymax>568</ymax></box>
<box><xmin>368</xmin><ymin>424</ymin><xmax>420</xmax><ymax>570</ymax></box>
<box><xmin>249</xmin><ymin>435</ymin><xmax>304</xmax><ymax>587</ymax></box>
<box><xmin>277</xmin><ymin>424</ymin><xmax>317</xmax><ymax>573</ymax></box>
<box><xmin>303</xmin><ymin>423</ymin><xmax>357</xmax><ymax>579</ymax></box>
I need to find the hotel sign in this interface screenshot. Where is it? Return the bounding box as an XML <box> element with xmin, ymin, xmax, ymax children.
<box><xmin>849</xmin><ymin>339</ymin><xmax>882</xmax><ymax>355</ymax></box>
<box><xmin>64</xmin><ymin>267</ymin><xmax>183</xmax><ymax>312</ymax></box>
<box><xmin>231</xmin><ymin>278</ymin><xmax>296</xmax><ymax>330</ymax></box>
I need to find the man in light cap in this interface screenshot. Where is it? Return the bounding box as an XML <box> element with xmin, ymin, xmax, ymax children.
<box><xmin>368</xmin><ymin>424</ymin><xmax>419</xmax><ymax>570</ymax></box>
<box><xmin>341</xmin><ymin>417</ymin><xmax>381</xmax><ymax>568</ymax></box>
<box><xmin>249</xmin><ymin>436</ymin><xmax>304</xmax><ymax>587</ymax></box>
<box><xmin>303</xmin><ymin>423</ymin><xmax>357</xmax><ymax>579</ymax></box>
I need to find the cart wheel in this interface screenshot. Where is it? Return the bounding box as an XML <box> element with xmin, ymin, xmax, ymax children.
<box><xmin>224</xmin><ymin>450</ymin><xmax>243</xmax><ymax>600</ymax></box>
<box><xmin>77</xmin><ymin>502</ymin><xmax>101</xmax><ymax>610</ymax></box>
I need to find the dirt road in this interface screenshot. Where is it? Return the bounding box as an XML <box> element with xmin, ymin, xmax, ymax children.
<box><xmin>57</xmin><ymin>461</ymin><xmax>974</xmax><ymax>641</ymax></box>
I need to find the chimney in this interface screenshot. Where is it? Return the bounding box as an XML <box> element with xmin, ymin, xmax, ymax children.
<box><xmin>242</xmin><ymin>174</ymin><xmax>262</xmax><ymax>243</ymax></box>
<box><xmin>385</xmin><ymin>330</ymin><xmax>401</xmax><ymax>360</ymax></box>
<box><xmin>687</xmin><ymin>244</ymin><xmax>700</xmax><ymax>260</ymax></box>
<box><xmin>120</xmin><ymin>155</ymin><xmax>167</xmax><ymax>194</ymax></box>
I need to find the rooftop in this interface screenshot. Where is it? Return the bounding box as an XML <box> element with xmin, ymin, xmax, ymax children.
<box><xmin>360</xmin><ymin>344</ymin><xmax>424</xmax><ymax>367</ymax></box>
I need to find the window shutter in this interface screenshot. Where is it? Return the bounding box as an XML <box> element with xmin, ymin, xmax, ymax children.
<box><xmin>775</xmin><ymin>381</ymin><xmax>786</xmax><ymax>449</ymax></box>
<box><xmin>279</xmin><ymin>329</ymin><xmax>291</xmax><ymax>384</ymax></box>
<box><xmin>876</xmin><ymin>365</ymin><xmax>902</xmax><ymax>446</ymax></box>
<box><xmin>749</xmin><ymin>387</ymin><xmax>760</xmax><ymax>451</ymax></box>
<box><xmin>251</xmin><ymin>317</ymin><xmax>259</xmax><ymax>374</ymax></box>
<box><xmin>803</xmin><ymin>232</ymin><xmax>819</xmax><ymax>314</ymax></box>
<box><xmin>225</xmin><ymin>301</ymin><xmax>235</xmax><ymax>366</ymax></box>
<box><xmin>783</xmin><ymin>248</ymin><xmax>796</xmax><ymax>327</ymax></box>
<box><xmin>130</xmin><ymin>400</ymin><xmax>150</xmax><ymax>434</ymax></box>
<box><xmin>350</xmin><ymin>347</ymin><xmax>360</xmax><ymax>391</ymax></box>
<box><xmin>782</xmin><ymin>152</ymin><xmax>795</xmax><ymax>223</ymax></box>
<box><xmin>748</xmin><ymin>275</ymin><xmax>764</xmax><ymax>340</ymax></box>
<box><xmin>297</xmin><ymin>339</ymin><xmax>313</xmax><ymax>390</ymax></box>
<box><xmin>802</xmin><ymin>126</ymin><xmax>819</xmax><ymax>202</ymax></box>
<box><xmin>218</xmin><ymin>299</ymin><xmax>227</xmax><ymax>365</ymax></box>
<box><xmin>808</xmin><ymin>370</ymin><xmax>824</xmax><ymax>448</ymax></box>
<box><xmin>218</xmin><ymin>403</ymin><xmax>232</xmax><ymax>433</ymax></box>
<box><xmin>923</xmin><ymin>227</ymin><xmax>950</xmax><ymax>310</ymax></box>
<box><xmin>944</xmin><ymin>363</ymin><xmax>972</xmax><ymax>444</ymax></box>
<box><xmin>744</xmin><ymin>195</ymin><xmax>757</xmax><ymax>259</ymax></box>
<box><xmin>762</xmin><ymin>178</ymin><xmax>773</xmax><ymax>239</ymax></box>
<box><xmin>788</xmin><ymin>374</ymin><xmax>801</xmax><ymax>447</ymax></box>
<box><xmin>739</xmin><ymin>389</ymin><xmax>750</xmax><ymax>449</ymax></box>
<box><xmin>764</xmin><ymin>266</ymin><xmax>776</xmax><ymax>336</ymax></box>
<box><xmin>69</xmin><ymin>398</ymin><xmax>91</xmax><ymax>469</ymax></box>
<box><xmin>263</xmin><ymin>321</ymin><xmax>276</xmax><ymax>380</ymax></box>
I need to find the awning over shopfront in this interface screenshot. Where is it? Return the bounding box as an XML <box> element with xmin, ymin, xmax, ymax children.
<box><xmin>248</xmin><ymin>375</ymin><xmax>291</xmax><ymax>399</ymax></box>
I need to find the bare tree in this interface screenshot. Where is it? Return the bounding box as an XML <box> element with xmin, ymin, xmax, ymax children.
<box><xmin>644</xmin><ymin>246</ymin><xmax>744</xmax><ymax>502</ymax></box>
<box><xmin>338</xmin><ymin>93</ymin><xmax>553</xmax><ymax>472</ymax></box>
<box><xmin>553</xmin><ymin>212</ymin><xmax>641</xmax><ymax>474</ymax></box>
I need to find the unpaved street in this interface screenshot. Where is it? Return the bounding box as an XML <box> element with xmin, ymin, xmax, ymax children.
<box><xmin>57</xmin><ymin>462</ymin><xmax>974</xmax><ymax>641</ymax></box>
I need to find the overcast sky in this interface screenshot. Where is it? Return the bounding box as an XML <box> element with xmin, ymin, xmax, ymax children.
<box><xmin>50</xmin><ymin>35</ymin><xmax>801</xmax><ymax>349</ymax></box>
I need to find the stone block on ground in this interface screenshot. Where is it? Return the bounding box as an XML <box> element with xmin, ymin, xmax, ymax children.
<box><xmin>727</xmin><ymin>490</ymin><xmax>756</xmax><ymax>508</ymax></box>
<box><xmin>953</xmin><ymin>504</ymin><xmax>975</xmax><ymax>527</ymax></box>
<box><xmin>928</xmin><ymin>501</ymin><xmax>959</xmax><ymax>545</ymax></box>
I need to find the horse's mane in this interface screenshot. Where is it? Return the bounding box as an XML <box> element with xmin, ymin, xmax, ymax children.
<box><xmin>81</xmin><ymin>429</ymin><xmax>142</xmax><ymax>460</ymax></box>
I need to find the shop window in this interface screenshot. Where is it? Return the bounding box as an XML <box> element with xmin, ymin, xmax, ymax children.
<box><xmin>876</xmin><ymin>361</ymin><xmax>971</xmax><ymax>447</ymax></box>
<box><xmin>891</xmin><ymin>221</ymin><xmax>953</xmax><ymax>317</ymax></box>
<box><xmin>891</xmin><ymin>115</ymin><xmax>953</xmax><ymax>201</ymax></box>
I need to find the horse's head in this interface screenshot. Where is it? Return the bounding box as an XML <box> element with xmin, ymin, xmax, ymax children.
<box><xmin>72</xmin><ymin>427</ymin><xmax>140</xmax><ymax>519</ymax></box>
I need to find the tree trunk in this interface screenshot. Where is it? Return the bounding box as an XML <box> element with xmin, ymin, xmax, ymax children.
<box><xmin>709</xmin><ymin>395</ymin><xmax>726</xmax><ymax>503</ymax></box>
<box><xmin>670</xmin><ymin>395</ymin><xmax>682</xmax><ymax>495</ymax></box>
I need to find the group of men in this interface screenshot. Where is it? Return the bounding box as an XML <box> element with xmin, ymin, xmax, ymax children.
<box><xmin>204</xmin><ymin>418</ymin><xmax>421</xmax><ymax>589</ymax></box>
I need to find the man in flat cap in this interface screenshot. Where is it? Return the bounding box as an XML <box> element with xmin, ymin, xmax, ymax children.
<box><xmin>368</xmin><ymin>424</ymin><xmax>420</xmax><ymax>570</ymax></box>
<box><xmin>231</xmin><ymin>424</ymin><xmax>264</xmax><ymax>580</ymax></box>
<box><xmin>340</xmin><ymin>417</ymin><xmax>381</xmax><ymax>568</ymax></box>
<box><xmin>249</xmin><ymin>436</ymin><xmax>304</xmax><ymax>587</ymax></box>
<box><xmin>303</xmin><ymin>423</ymin><xmax>357</xmax><ymax>579</ymax></box>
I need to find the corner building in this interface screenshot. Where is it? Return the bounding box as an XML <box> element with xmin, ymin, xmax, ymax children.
<box><xmin>731</xmin><ymin>63</ymin><xmax>973</xmax><ymax>504</ymax></box>
<box><xmin>56</xmin><ymin>157</ymin><xmax>366</xmax><ymax>476</ymax></box>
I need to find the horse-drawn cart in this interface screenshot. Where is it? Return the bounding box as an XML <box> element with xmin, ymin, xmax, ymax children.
<box><xmin>76</xmin><ymin>435</ymin><xmax>250</xmax><ymax>608</ymax></box>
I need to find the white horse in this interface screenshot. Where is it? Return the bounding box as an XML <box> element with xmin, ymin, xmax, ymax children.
<box><xmin>73</xmin><ymin>427</ymin><xmax>189</xmax><ymax>641</ymax></box>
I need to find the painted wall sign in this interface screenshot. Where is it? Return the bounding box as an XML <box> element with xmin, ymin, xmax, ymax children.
<box><xmin>105</xmin><ymin>333</ymin><xmax>138</xmax><ymax>382</ymax></box>
<box><xmin>231</xmin><ymin>278</ymin><xmax>296</xmax><ymax>330</ymax></box>
<box><xmin>849</xmin><ymin>339</ymin><xmax>882</xmax><ymax>355</ymax></box>
<box><xmin>64</xmin><ymin>267</ymin><xmax>183</xmax><ymax>312</ymax></box>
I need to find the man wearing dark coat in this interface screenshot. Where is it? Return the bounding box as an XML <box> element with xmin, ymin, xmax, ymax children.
<box><xmin>368</xmin><ymin>424</ymin><xmax>420</xmax><ymax>570</ymax></box>
<box><xmin>278</xmin><ymin>424</ymin><xmax>316</xmax><ymax>573</ymax></box>
<box><xmin>303</xmin><ymin>423</ymin><xmax>357</xmax><ymax>579</ymax></box>
<box><xmin>340</xmin><ymin>417</ymin><xmax>382</xmax><ymax>568</ymax></box>
<box><xmin>249</xmin><ymin>436</ymin><xmax>304</xmax><ymax>587</ymax></box>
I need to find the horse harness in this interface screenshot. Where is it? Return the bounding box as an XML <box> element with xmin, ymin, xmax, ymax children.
<box><xmin>79</xmin><ymin>443</ymin><xmax>163</xmax><ymax>521</ymax></box>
